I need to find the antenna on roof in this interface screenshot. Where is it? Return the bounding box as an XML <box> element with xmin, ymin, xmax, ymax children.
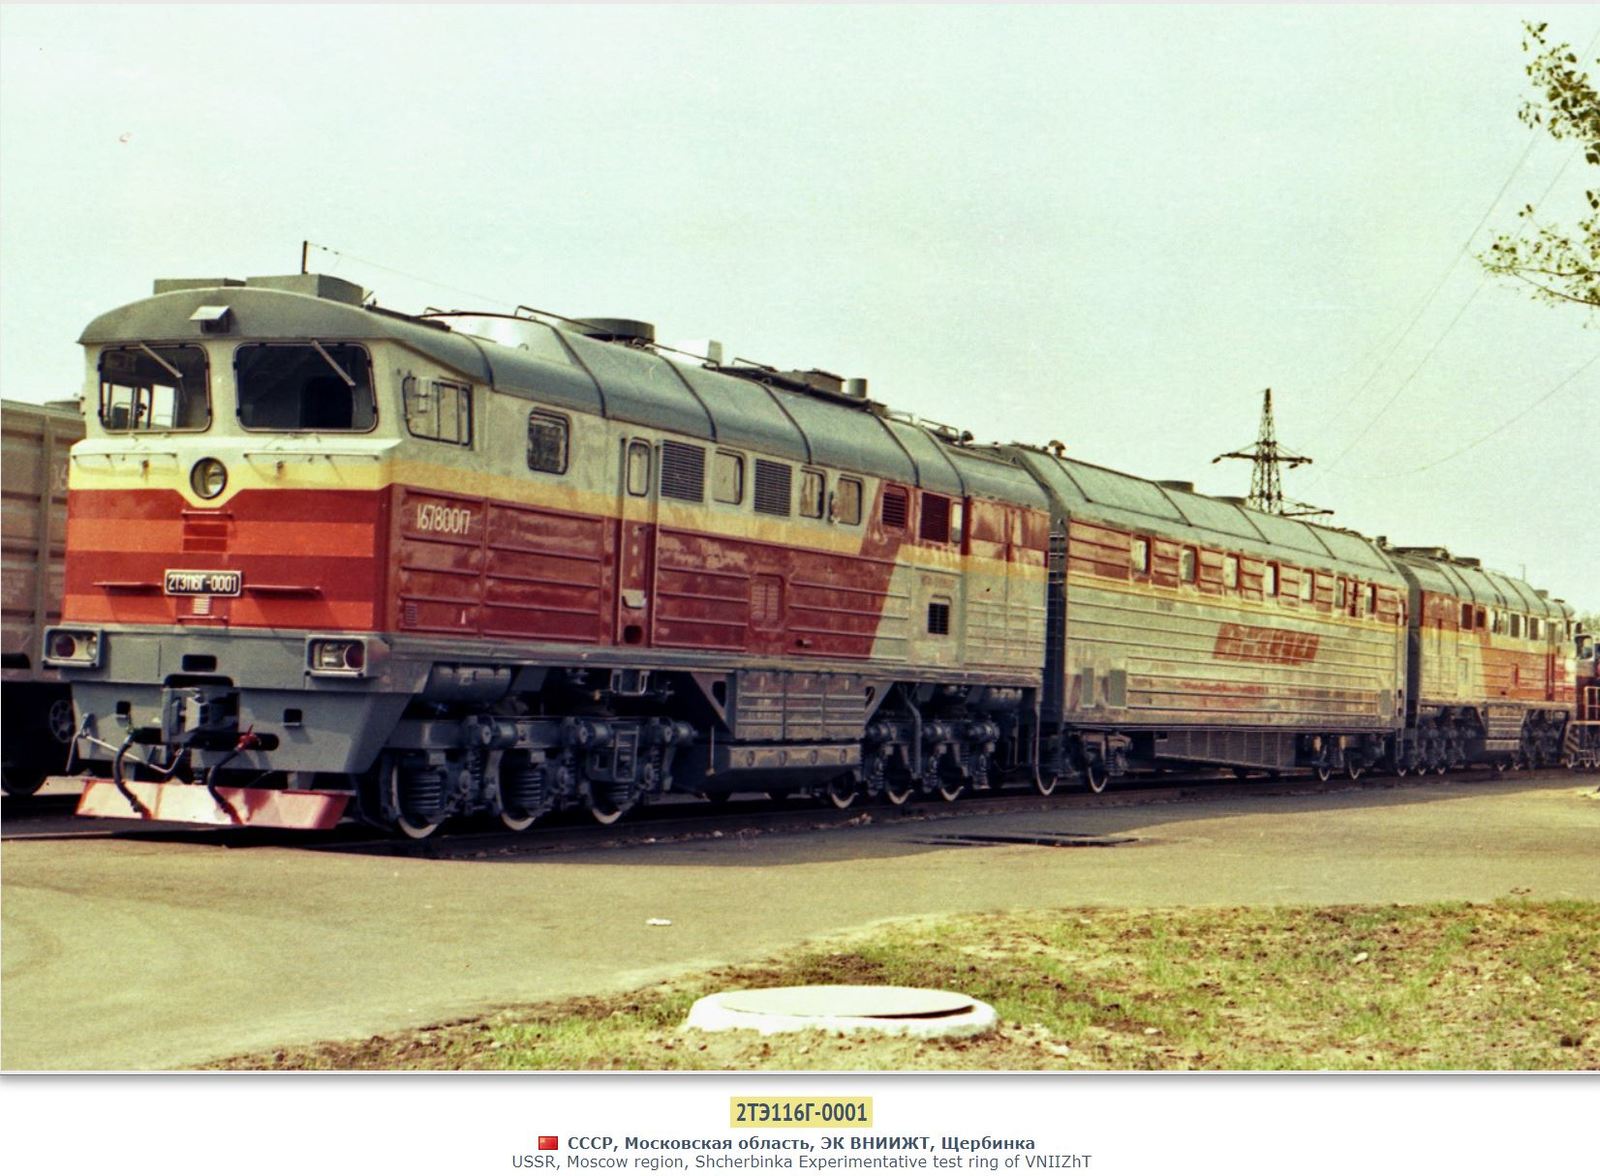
<box><xmin>1212</xmin><ymin>388</ymin><xmax>1330</xmax><ymax>517</ymax></box>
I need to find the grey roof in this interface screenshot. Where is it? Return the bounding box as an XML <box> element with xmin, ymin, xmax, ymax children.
<box><xmin>560</xmin><ymin>329</ymin><xmax>714</xmax><ymax>439</ymax></box>
<box><xmin>1388</xmin><ymin>549</ymin><xmax>1568</xmax><ymax>618</ymax></box>
<box><xmin>669</xmin><ymin>361</ymin><xmax>810</xmax><ymax>462</ymax></box>
<box><xmin>945</xmin><ymin>444</ymin><xmax>1050</xmax><ymax>509</ymax></box>
<box><xmin>1009</xmin><ymin>447</ymin><xmax>1403</xmax><ymax>581</ymax></box>
<box><xmin>79</xmin><ymin>278</ymin><xmax>1035</xmax><ymax>496</ymax></box>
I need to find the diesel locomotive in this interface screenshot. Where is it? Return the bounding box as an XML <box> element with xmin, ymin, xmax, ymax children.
<box><xmin>39</xmin><ymin>273</ymin><xmax>1587</xmax><ymax>836</ymax></box>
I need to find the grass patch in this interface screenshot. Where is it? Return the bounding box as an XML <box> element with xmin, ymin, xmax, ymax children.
<box><xmin>215</xmin><ymin>900</ymin><xmax>1600</xmax><ymax>1071</ymax></box>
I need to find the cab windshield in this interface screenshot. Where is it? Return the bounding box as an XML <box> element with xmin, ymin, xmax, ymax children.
<box><xmin>235</xmin><ymin>343</ymin><xmax>376</xmax><ymax>431</ymax></box>
<box><xmin>98</xmin><ymin>344</ymin><xmax>211</xmax><ymax>431</ymax></box>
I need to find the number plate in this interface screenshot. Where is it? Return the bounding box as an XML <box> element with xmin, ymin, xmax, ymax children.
<box><xmin>163</xmin><ymin>569</ymin><xmax>242</xmax><ymax>597</ymax></box>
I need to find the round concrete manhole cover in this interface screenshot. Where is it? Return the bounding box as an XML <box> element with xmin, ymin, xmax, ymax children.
<box><xmin>685</xmin><ymin>985</ymin><xmax>996</xmax><ymax>1038</ymax></box>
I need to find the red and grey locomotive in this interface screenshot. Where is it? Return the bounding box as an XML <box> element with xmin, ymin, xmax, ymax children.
<box><xmin>40</xmin><ymin>273</ymin><xmax>1585</xmax><ymax>836</ymax></box>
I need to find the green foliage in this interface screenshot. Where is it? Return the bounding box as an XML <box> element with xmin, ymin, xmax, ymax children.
<box><xmin>1480</xmin><ymin>22</ymin><xmax>1600</xmax><ymax>313</ymax></box>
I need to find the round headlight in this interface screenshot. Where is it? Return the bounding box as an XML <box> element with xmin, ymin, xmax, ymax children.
<box><xmin>190</xmin><ymin>457</ymin><xmax>227</xmax><ymax>499</ymax></box>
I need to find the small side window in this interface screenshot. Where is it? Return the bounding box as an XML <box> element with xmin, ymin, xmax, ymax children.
<box><xmin>526</xmin><ymin>411</ymin><xmax>569</xmax><ymax>474</ymax></box>
<box><xmin>1265</xmin><ymin>563</ymin><xmax>1279</xmax><ymax>598</ymax></box>
<box><xmin>712</xmin><ymin>451</ymin><xmax>744</xmax><ymax>505</ymax></box>
<box><xmin>834</xmin><ymin>477</ymin><xmax>863</xmax><ymax>525</ymax></box>
<box><xmin>625</xmin><ymin>439</ymin><xmax>651</xmax><ymax>496</ymax></box>
<box><xmin>920</xmin><ymin>493</ymin><xmax>951</xmax><ymax>542</ymax></box>
<box><xmin>1179</xmin><ymin>548</ymin><xmax>1197</xmax><ymax>584</ymax></box>
<box><xmin>800</xmin><ymin>469</ymin><xmax>826</xmax><ymax>519</ymax></box>
<box><xmin>1336</xmin><ymin>578</ymin><xmax>1348</xmax><ymax>611</ymax></box>
<box><xmin>1476</xmin><ymin>606</ymin><xmax>1487</xmax><ymax>631</ymax></box>
<box><xmin>405</xmin><ymin>377</ymin><xmax>472</xmax><ymax>446</ymax></box>
<box><xmin>1529</xmin><ymin>618</ymin><xmax>1542</xmax><ymax>642</ymax></box>
<box><xmin>1223</xmin><ymin>554</ymin><xmax>1239</xmax><ymax>591</ymax></box>
<box><xmin>882</xmin><ymin>486</ymin><xmax>909</xmax><ymax>530</ymax></box>
<box><xmin>1510</xmin><ymin>613</ymin><xmax>1522</xmax><ymax>639</ymax></box>
<box><xmin>1460</xmin><ymin>603</ymin><xmax>1473</xmax><ymax>630</ymax></box>
<box><xmin>1299</xmin><ymin>571</ymin><xmax>1314</xmax><ymax>603</ymax></box>
<box><xmin>1367</xmin><ymin>584</ymin><xmax>1379</xmax><ymax>619</ymax></box>
<box><xmin>927</xmin><ymin>597</ymin><xmax>951</xmax><ymax>636</ymax></box>
<box><xmin>1131</xmin><ymin>537</ymin><xmax>1150</xmax><ymax>576</ymax></box>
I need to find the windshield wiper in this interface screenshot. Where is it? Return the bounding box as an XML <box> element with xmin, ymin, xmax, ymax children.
<box><xmin>310</xmin><ymin>340</ymin><xmax>357</xmax><ymax>388</ymax></box>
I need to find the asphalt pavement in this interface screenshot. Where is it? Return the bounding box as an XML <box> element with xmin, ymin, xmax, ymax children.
<box><xmin>3</xmin><ymin>772</ymin><xmax>1596</xmax><ymax>1070</ymax></box>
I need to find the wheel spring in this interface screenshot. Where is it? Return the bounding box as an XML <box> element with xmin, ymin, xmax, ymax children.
<box><xmin>595</xmin><ymin>777</ymin><xmax>641</xmax><ymax>815</ymax></box>
<box><xmin>399</xmin><ymin>765</ymin><xmax>448</xmax><ymax>822</ymax></box>
<box><xmin>504</xmin><ymin>758</ymin><xmax>552</xmax><ymax>818</ymax></box>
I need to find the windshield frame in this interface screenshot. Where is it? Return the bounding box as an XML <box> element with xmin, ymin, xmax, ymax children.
<box><xmin>96</xmin><ymin>342</ymin><xmax>212</xmax><ymax>433</ymax></box>
<box><xmin>233</xmin><ymin>340</ymin><xmax>380</xmax><ymax>434</ymax></box>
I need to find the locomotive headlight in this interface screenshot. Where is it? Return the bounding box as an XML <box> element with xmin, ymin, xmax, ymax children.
<box><xmin>43</xmin><ymin>627</ymin><xmax>103</xmax><ymax>668</ymax></box>
<box><xmin>307</xmin><ymin>637</ymin><xmax>371</xmax><ymax>678</ymax></box>
<box><xmin>190</xmin><ymin>457</ymin><xmax>228</xmax><ymax>500</ymax></box>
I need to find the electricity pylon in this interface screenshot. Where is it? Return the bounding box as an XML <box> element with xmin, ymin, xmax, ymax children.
<box><xmin>1212</xmin><ymin>388</ymin><xmax>1330</xmax><ymax>518</ymax></box>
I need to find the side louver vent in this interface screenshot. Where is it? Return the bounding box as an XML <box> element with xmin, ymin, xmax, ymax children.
<box><xmin>754</xmin><ymin>459</ymin><xmax>792</xmax><ymax>517</ymax></box>
<box><xmin>659</xmin><ymin>441</ymin><xmax>706</xmax><ymax>503</ymax></box>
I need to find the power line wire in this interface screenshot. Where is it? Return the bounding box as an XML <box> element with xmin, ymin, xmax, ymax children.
<box><xmin>304</xmin><ymin>241</ymin><xmax>521</xmax><ymax>311</ymax></box>
<box><xmin>1360</xmin><ymin>351</ymin><xmax>1597</xmax><ymax>478</ymax></box>
<box><xmin>1310</xmin><ymin>23</ymin><xmax>1600</xmax><ymax>441</ymax></box>
<box><xmin>1310</xmin><ymin>25</ymin><xmax>1600</xmax><ymax>483</ymax></box>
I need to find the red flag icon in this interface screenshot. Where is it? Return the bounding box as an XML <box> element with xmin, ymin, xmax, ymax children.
<box><xmin>539</xmin><ymin>1138</ymin><xmax>560</xmax><ymax>1151</ymax></box>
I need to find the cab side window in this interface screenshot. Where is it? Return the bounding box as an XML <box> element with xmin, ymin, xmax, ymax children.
<box><xmin>834</xmin><ymin>477</ymin><xmax>863</xmax><ymax>525</ymax></box>
<box><xmin>713</xmin><ymin>451</ymin><xmax>744</xmax><ymax>504</ymax></box>
<box><xmin>405</xmin><ymin>377</ymin><xmax>472</xmax><ymax>446</ymax></box>
<box><xmin>625</xmin><ymin>440</ymin><xmax>651</xmax><ymax>496</ymax></box>
<box><xmin>527</xmin><ymin>411</ymin><xmax>569</xmax><ymax>474</ymax></box>
<box><xmin>800</xmin><ymin>468</ymin><xmax>826</xmax><ymax>519</ymax></box>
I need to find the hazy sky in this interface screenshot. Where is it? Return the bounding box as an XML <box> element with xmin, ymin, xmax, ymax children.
<box><xmin>1</xmin><ymin>5</ymin><xmax>1595</xmax><ymax>611</ymax></box>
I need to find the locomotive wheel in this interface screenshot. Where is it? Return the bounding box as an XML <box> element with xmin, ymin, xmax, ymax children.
<box><xmin>823</xmin><ymin>776</ymin><xmax>860</xmax><ymax>810</ymax></box>
<box><xmin>882</xmin><ymin>775</ymin><xmax>916</xmax><ymax>806</ymax></box>
<box><xmin>380</xmin><ymin>757</ymin><xmax>444</xmax><ymax>840</ymax></box>
<box><xmin>1345</xmin><ymin>761</ymin><xmax>1364</xmax><ymax>781</ymax></box>
<box><xmin>0</xmin><ymin>763</ymin><xmax>44</xmax><ymax>798</ymax></box>
<box><xmin>396</xmin><ymin>811</ymin><xmax>441</xmax><ymax>840</ymax></box>
<box><xmin>1033</xmin><ymin>772</ymin><xmax>1060</xmax><ymax>797</ymax></box>
<box><xmin>1083</xmin><ymin>761</ymin><xmax>1108</xmax><ymax>794</ymax></box>
<box><xmin>936</xmin><ymin>777</ymin><xmax>966</xmax><ymax>803</ymax></box>
<box><xmin>1314</xmin><ymin>762</ymin><xmax>1333</xmax><ymax>783</ymax></box>
<box><xmin>587</xmin><ymin>784</ymin><xmax>632</xmax><ymax>825</ymax></box>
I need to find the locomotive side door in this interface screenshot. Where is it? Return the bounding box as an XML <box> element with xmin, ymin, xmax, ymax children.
<box><xmin>615</xmin><ymin>437</ymin><xmax>657</xmax><ymax>647</ymax></box>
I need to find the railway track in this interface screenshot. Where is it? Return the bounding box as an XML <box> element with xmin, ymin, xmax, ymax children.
<box><xmin>1</xmin><ymin>764</ymin><xmax>1558</xmax><ymax>857</ymax></box>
